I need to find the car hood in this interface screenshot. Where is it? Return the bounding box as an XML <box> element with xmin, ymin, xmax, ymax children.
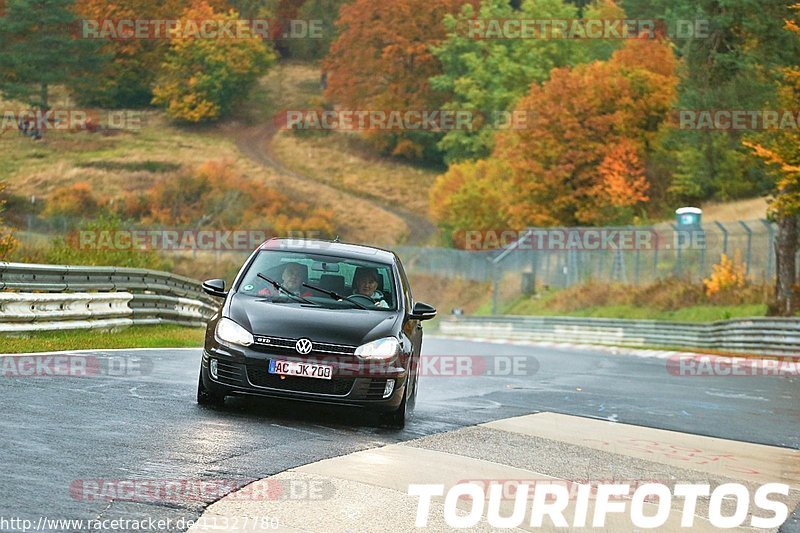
<box><xmin>227</xmin><ymin>293</ymin><xmax>402</xmax><ymax>346</ymax></box>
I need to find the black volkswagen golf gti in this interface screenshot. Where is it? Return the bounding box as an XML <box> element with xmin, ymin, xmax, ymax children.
<box><xmin>197</xmin><ymin>238</ymin><xmax>437</xmax><ymax>428</ymax></box>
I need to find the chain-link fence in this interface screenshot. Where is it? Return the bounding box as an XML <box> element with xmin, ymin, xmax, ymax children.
<box><xmin>396</xmin><ymin>220</ymin><xmax>790</xmax><ymax>314</ymax></box>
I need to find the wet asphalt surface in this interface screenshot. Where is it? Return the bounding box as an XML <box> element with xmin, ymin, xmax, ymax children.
<box><xmin>0</xmin><ymin>337</ymin><xmax>797</xmax><ymax>531</ymax></box>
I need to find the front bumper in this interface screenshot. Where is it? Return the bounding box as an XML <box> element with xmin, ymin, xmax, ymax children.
<box><xmin>201</xmin><ymin>347</ymin><xmax>408</xmax><ymax>411</ymax></box>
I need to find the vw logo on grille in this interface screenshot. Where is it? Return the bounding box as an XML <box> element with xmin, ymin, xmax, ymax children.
<box><xmin>295</xmin><ymin>338</ymin><xmax>313</xmax><ymax>355</ymax></box>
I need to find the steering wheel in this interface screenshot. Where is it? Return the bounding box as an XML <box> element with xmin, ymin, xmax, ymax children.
<box><xmin>346</xmin><ymin>294</ymin><xmax>376</xmax><ymax>306</ymax></box>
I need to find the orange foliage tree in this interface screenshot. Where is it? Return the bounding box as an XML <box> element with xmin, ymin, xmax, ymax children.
<box><xmin>429</xmin><ymin>37</ymin><xmax>677</xmax><ymax>235</ymax></box>
<box><xmin>323</xmin><ymin>0</ymin><xmax>478</xmax><ymax>160</ymax></box>
<box><xmin>494</xmin><ymin>37</ymin><xmax>677</xmax><ymax>227</ymax></box>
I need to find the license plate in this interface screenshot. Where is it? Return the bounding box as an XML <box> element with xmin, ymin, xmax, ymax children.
<box><xmin>268</xmin><ymin>359</ymin><xmax>333</xmax><ymax>380</ymax></box>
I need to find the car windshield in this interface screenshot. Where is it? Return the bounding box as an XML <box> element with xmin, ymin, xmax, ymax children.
<box><xmin>237</xmin><ymin>250</ymin><xmax>397</xmax><ymax>311</ymax></box>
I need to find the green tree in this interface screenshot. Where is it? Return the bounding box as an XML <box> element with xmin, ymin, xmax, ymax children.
<box><xmin>653</xmin><ymin>0</ymin><xmax>799</xmax><ymax>203</ymax></box>
<box><xmin>0</xmin><ymin>0</ymin><xmax>102</xmax><ymax>110</ymax></box>
<box><xmin>152</xmin><ymin>2</ymin><xmax>277</xmax><ymax>122</ymax></box>
<box><xmin>323</xmin><ymin>0</ymin><xmax>479</xmax><ymax>162</ymax></box>
<box><xmin>431</xmin><ymin>0</ymin><xmax>623</xmax><ymax>164</ymax></box>
<box><xmin>283</xmin><ymin>0</ymin><xmax>348</xmax><ymax>61</ymax></box>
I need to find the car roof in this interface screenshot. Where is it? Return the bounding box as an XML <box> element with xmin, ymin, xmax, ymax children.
<box><xmin>258</xmin><ymin>238</ymin><xmax>397</xmax><ymax>264</ymax></box>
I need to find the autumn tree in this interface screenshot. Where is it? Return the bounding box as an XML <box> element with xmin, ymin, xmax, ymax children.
<box><xmin>429</xmin><ymin>158</ymin><xmax>513</xmax><ymax>243</ymax></box>
<box><xmin>152</xmin><ymin>2</ymin><xmax>276</xmax><ymax>122</ymax></box>
<box><xmin>430</xmin><ymin>37</ymin><xmax>678</xmax><ymax>234</ymax></box>
<box><xmin>431</xmin><ymin>0</ymin><xmax>623</xmax><ymax>164</ymax></box>
<box><xmin>0</xmin><ymin>0</ymin><xmax>101</xmax><ymax>110</ymax></box>
<box><xmin>71</xmin><ymin>0</ymin><xmax>181</xmax><ymax>107</ymax></box>
<box><xmin>323</xmin><ymin>0</ymin><xmax>479</xmax><ymax>161</ymax></box>
<box><xmin>498</xmin><ymin>38</ymin><xmax>677</xmax><ymax>227</ymax></box>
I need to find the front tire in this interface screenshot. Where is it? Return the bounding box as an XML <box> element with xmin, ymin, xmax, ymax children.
<box><xmin>380</xmin><ymin>383</ymin><xmax>408</xmax><ymax>429</ymax></box>
<box><xmin>197</xmin><ymin>370</ymin><xmax>225</xmax><ymax>407</ymax></box>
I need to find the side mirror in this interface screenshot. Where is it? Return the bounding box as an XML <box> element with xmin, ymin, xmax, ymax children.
<box><xmin>202</xmin><ymin>279</ymin><xmax>227</xmax><ymax>298</ymax></box>
<box><xmin>409</xmin><ymin>301</ymin><xmax>437</xmax><ymax>321</ymax></box>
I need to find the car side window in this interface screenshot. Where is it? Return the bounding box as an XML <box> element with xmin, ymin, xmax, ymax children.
<box><xmin>395</xmin><ymin>257</ymin><xmax>413</xmax><ymax>311</ymax></box>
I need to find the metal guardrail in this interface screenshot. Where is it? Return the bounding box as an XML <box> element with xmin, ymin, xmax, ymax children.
<box><xmin>0</xmin><ymin>262</ymin><xmax>219</xmax><ymax>333</ymax></box>
<box><xmin>439</xmin><ymin>316</ymin><xmax>800</xmax><ymax>356</ymax></box>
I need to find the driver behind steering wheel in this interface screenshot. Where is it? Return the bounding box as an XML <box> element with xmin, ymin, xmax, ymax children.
<box><xmin>352</xmin><ymin>267</ymin><xmax>389</xmax><ymax>308</ymax></box>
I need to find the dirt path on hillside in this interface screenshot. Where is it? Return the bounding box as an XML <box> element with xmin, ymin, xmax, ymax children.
<box><xmin>232</xmin><ymin>121</ymin><xmax>436</xmax><ymax>246</ymax></box>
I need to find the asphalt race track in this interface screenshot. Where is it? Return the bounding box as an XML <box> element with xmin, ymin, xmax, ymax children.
<box><xmin>1</xmin><ymin>337</ymin><xmax>798</xmax><ymax>531</ymax></box>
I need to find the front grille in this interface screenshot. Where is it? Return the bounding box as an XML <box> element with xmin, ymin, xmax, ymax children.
<box><xmin>251</xmin><ymin>335</ymin><xmax>357</xmax><ymax>356</ymax></box>
<box><xmin>247</xmin><ymin>366</ymin><xmax>354</xmax><ymax>396</ymax></box>
<box><xmin>366</xmin><ymin>379</ymin><xmax>388</xmax><ymax>400</ymax></box>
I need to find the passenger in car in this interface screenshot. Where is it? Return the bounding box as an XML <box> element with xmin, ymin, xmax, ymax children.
<box><xmin>258</xmin><ymin>262</ymin><xmax>314</xmax><ymax>297</ymax></box>
<box><xmin>352</xmin><ymin>267</ymin><xmax>389</xmax><ymax>308</ymax></box>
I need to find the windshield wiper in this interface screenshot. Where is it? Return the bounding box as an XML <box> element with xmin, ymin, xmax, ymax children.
<box><xmin>256</xmin><ymin>273</ymin><xmax>319</xmax><ymax>306</ymax></box>
<box><xmin>302</xmin><ymin>282</ymin><xmax>370</xmax><ymax>310</ymax></box>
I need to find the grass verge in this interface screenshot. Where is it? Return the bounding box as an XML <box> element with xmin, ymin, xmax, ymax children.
<box><xmin>0</xmin><ymin>324</ymin><xmax>205</xmax><ymax>354</ymax></box>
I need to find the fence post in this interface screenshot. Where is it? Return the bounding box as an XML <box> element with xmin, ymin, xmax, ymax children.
<box><xmin>491</xmin><ymin>271</ymin><xmax>499</xmax><ymax>315</ymax></box>
<box><xmin>739</xmin><ymin>221</ymin><xmax>753</xmax><ymax>277</ymax></box>
<box><xmin>567</xmin><ymin>248</ymin><xmax>578</xmax><ymax>287</ymax></box>
<box><xmin>762</xmin><ymin>219</ymin><xmax>776</xmax><ymax>282</ymax></box>
<box><xmin>672</xmin><ymin>224</ymin><xmax>682</xmax><ymax>276</ymax></box>
<box><xmin>652</xmin><ymin>230</ymin><xmax>660</xmax><ymax>280</ymax></box>
<box><xmin>714</xmin><ymin>221</ymin><xmax>729</xmax><ymax>256</ymax></box>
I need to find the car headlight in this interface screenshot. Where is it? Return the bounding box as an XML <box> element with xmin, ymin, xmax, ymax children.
<box><xmin>354</xmin><ymin>337</ymin><xmax>400</xmax><ymax>361</ymax></box>
<box><xmin>216</xmin><ymin>318</ymin><xmax>254</xmax><ymax>347</ymax></box>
